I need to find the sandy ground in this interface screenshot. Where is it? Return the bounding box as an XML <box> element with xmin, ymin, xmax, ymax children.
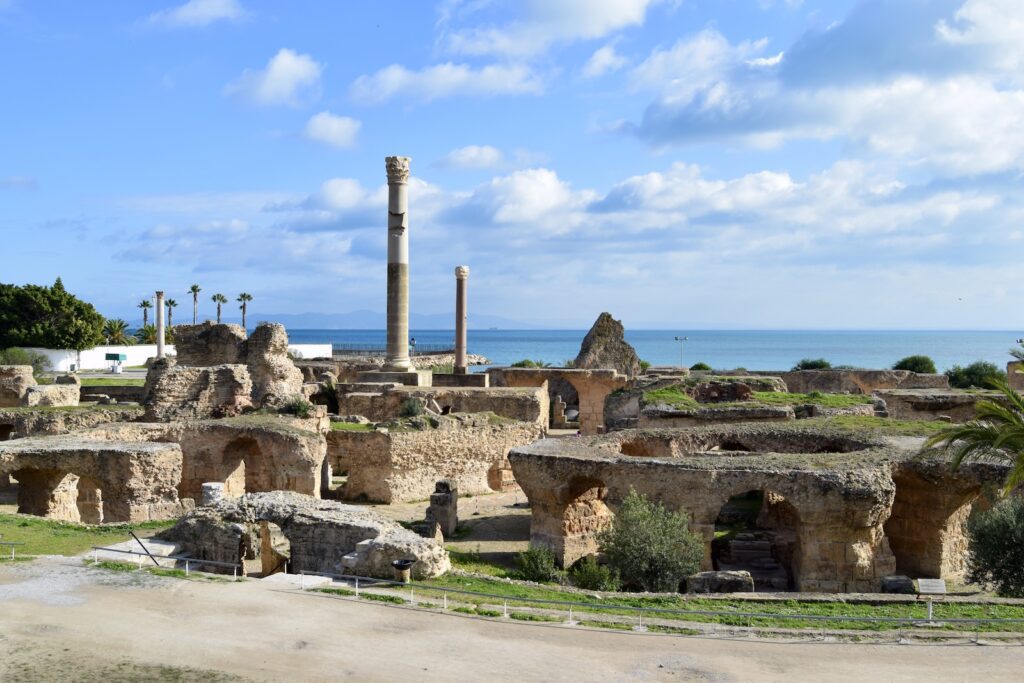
<box><xmin>1</xmin><ymin>557</ymin><xmax>1022</xmax><ymax>682</ymax></box>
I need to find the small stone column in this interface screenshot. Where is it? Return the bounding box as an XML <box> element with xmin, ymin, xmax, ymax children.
<box><xmin>384</xmin><ymin>156</ymin><xmax>413</xmax><ymax>372</ymax></box>
<box><xmin>155</xmin><ymin>291</ymin><xmax>165</xmax><ymax>359</ymax></box>
<box><xmin>454</xmin><ymin>266</ymin><xmax>469</xmax><ymax>374</ymax></box>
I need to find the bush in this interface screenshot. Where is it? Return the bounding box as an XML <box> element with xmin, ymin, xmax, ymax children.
<box><xmin>568</xmin><ymin>556</ymin><xmax>620</xmax><ymax>591</ymax></box>
<box><xmin>792</xmin><ymin>358</ymin><xmax>831</xmax><ymax>371</ymax></box>
<box><xmin>0</xmin><ymin>278</ymin><xmax>105</xmax><ymax>351</ymax></box>
<box><xmin>639</xmin><ymin>360</ymin><xmax>651</xmax><ymax>371</ymax></box>
<box><xmin>400</xmin><ymin>398</ymin><xmax>425</xmax><ymax>417</ymax></box>
<box><xmin>281</xmin><ymin>397</ymin><xmax>314</xmax><ymax>419</ymax></box>
<box><xmin>515</xmin><ymin>544</ymin><xmax>560</xmax><ymax>583</ymax></box>
<box><xmin>967</xmin><ymin>497</ymin><xmax>1024</xmax><ymax>597</ymax></box>
<box><xmin>0</xmin><ymin>347</ymin><xmax>51</xmax><ymax>376</ymax></box>
<box><xmin>689</xmin><ymin>362</ymin><xmax>712</xmax><ymax>371</ymax></box>
<box><xmin>598</xmin><ymin>488</ymin><xmax>703</xmax><ymax>593</ymax></box>
<box><xmin>511</xmin><ymin>359</ymin><xmax>548</xmax><ymax>368</ymax></box>
<box><xmin>945</xmin><ymin>361</ymin><xmax>1005</xmax><ymax>389</ymax></box>
<box><xmin>893</xmin><ymin>355</ymin><xmax>937</xmax><ymax>374</ymax></box>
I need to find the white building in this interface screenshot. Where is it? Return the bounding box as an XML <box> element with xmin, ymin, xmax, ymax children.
<box><xmin>23</xmin><ymin>343</ymin><xmax>333</xmax><ymax>372</ymax></box>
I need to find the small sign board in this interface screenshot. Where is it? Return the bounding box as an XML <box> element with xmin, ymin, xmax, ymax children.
<box><xmin>915</xmin><ymin>578</ymin><xmax>947</xmax><ymax>595</ymax></box>
<box><xmin>105</xmin><ymin>353</ymin><xmax>128</xmax><ymax>361</ymax></box>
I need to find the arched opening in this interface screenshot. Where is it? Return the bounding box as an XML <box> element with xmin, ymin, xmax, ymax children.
<box><xmin>319</xmin><ymin>458</ymin><xmax>332</xmax><ymax>498</ymax></box>
<box><xmin>259</xmin><ymin>521</ymin><xmax>291</xmax><ymax>576</ymax></box>
<box><xmin>712</xmin><ymin>490</ymin><xmax>801</xmax><ymax>591</ymax></box>
<box><xmin>222</xmin><ymin>437</ymin><xmax>263</xmax><ymax>497</ymax></box>
<box><xmin>559</xmin><ymin>476</ymin><xmax>614</xmax><ymax>567</ymax></box>
<box><xmin>0</xmin><ymin>425</ymin><xmax>14</xmax><ymax>441</ymax></box>
<box><xmin>75</xmin><ymin>475</ymin><xmax>104</xmax><ymax>524</ymax></box>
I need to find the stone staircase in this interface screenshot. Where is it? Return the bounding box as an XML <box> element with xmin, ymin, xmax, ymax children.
<box><xmin>716</xmin><ymin>532</ymin><xmax>790</xmax><ymax>591</ymax></box>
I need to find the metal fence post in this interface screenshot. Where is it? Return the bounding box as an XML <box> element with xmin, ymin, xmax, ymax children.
<box><xmin>185</xmin><ymin>560</ymin><xmax>190</xmax><ymax>577</ymax></box>
<box><xmin>355</xmin><ymin>577</ymin><xmax>359</xmax><ymax>597</ymax></box>
<box><xmin>137</xmin><ymin>554</ymin><xmax>143</xmax><ymax>569</ymax></box>
<box><xmin>443</xmin><ymin>591</ymin><xmax>447</xmax><ymax>610</ymax></box>
<box><xmin>503</xmin><ymin>600</ymin><xmax>508</xmax><ymax>618</ymax></box>
<box><xmin>410</xmin><ymin>587</ymin><xmax>415</xmax><ymax>604</ymax></box>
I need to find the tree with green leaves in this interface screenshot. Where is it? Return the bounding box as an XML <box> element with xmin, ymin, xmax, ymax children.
<box><xmin>166</xmin><ymin>298</ymin><xmax>178</xmax><ymax>327</ymax></box>
<box><xmin>965</xmin><ymin>497</ymin><xmax>1024</xmax><ymax>597</ymax></box>
<box><xmin>189</xmin><ymin>284</ymin><xmax>201</xmax><ymax>324</ymax></box>
<box><xmin>924</xmin><ymin>379</ymin><xmax>1024</xmax><ymax>492</ymax></box>
<box><xmin>0</xmin><ymin>278</ymin><xmax>105</xmax><ymax>351</ymax></box>
<box><xmin>945</xmin><ymin>360</ymin><xmax>1005</xmax><ymax>389</ymax></box>
<box><xmin>597</xmin><ymin>488</ymin><xmax>704</xmax><ymax>593</ymax></box>
<box><xmin>136</xmin><ymin>323</ymin><xmax>158</xmax><ymax>344</ymax></box>
<box><xmin>792</xmin><ymin>358</ymin><xmax>831</xmax><ymax>371</ymax></box>
<box><xmin>893</xmin><ymin>355</ymin><xmax>937</xmax><ymax>374</ymax></box>
<box><xmin>137</xmin><ymin>298</ymin><xmax>152</xmax><ymax>327</ymax></box>
<box><xmin>211</xmin><ymin>293</ymin><xmax>227</xmax><ymax>324</ymax></box>
<box><xmin>103</xmin><ymin>319</ymin><xmax>135</xmax><ymax>345</ymax></box>
<box><xmin>237</xmin><ymin>292</ymin><xmax>253</xmax><ymax>329</ymax></box>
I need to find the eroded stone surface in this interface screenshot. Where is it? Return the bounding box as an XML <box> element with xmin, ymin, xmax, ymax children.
<box><xmin>574</xmin><ymin>312</ymin><xmax>641</xmax><ymax>378</ymax></box>
<box><xmin>158</xmin><ymin>491</ymin><xmax>449</xmax><ymax>579</ymax></box>
<box><xmin>0</xmin><ymin>366</ymin><xmax>36</xmax><ymax>407</ymax></box>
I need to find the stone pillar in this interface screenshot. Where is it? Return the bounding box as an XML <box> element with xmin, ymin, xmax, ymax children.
<box><xmin>155</xmin><ymin>291</ymin><xmax>165</xmax><ymax>359</ymax></box>
<box><xmin>384</xmin><ymin>156</ymin><xmax>412</xmax><ymax>372</ymax></box>
<box><xmin>454</xmin><ymin>265</ymin><xmax>469</xmax><ymax>374</ymax></box>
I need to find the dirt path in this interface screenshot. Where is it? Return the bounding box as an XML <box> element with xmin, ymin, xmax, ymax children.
<box><xmin>1</xmin><ymin>558</ymin><xmax>1021</xmax><ymax>682</ymax></box>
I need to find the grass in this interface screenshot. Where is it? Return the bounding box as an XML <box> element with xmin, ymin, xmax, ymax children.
<box><xmin>79</xmin><ymin>378</ymin><xmax>145</xmax><ymax>387</ymax></box>
<box><xmin>330</xmin><ymin>421</ymin><xmax>376</xmax><ymax>432</ymax></box>
<box><xmin>414</xmin><ymin>573</ymin><xmax>1024</xmax><ymax>632</ymax></box>
<box><xmin>359</xmin><ymin>592</ymin><xmax>407</xmax><ymax>605</ymax></box>
<box><xmin>642</xmin><ymin>386</ymin><xmax>699</xmax><ymax>409</ymax></box>
<box><xmin>89</xmin><ymin>559</ymin><xmax>239</xmax><ymax>582</ymax></box>
<box><xmin>0</xmin><ymin>404</ymin><xmax>143</xmax><ymax>414</ymax></box>
<box><xmin>447</xmin><ymin>549</ymin><xmax>515</xmax><ymax>578</ymax></box>
<box><xmin>803</xmin><ymin>415</ymin><xmax>948</xmax><ymax>437</ymax></box>
<box><xmin>0</xmin><ymin>513</ymin><xmax>174</xmax><ymax>556</ymax></box>
<box><xmin>643</xmin><ymin>386</ymin><xmax>874</xmax><ymax>411</ymax></box>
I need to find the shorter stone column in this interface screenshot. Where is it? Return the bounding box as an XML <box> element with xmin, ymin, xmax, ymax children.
<box><xmin>155</xmin><ymin>291</ymin><xmax>165</xmax><ymax>359</ymax></box>
<box><xmin>454</xmin><ymin>266</ymin><xmax>469</xmax><ymax>374</ymax></box>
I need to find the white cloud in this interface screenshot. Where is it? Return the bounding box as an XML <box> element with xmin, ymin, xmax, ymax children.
<box><xmin>147</xmin><ymin>0</ymin><xmax>245</xmax><ymax>28</ymax></box>
<box><xmin>937</xmin><ymin>0</ymin><xmax>1024</xmax><ymax>72</ymax></box>
<box><xmin>630</xmin><ymin>29</ymin><xmax>767</xmax><ymax>96</ymax></box>
<box><xmin>439</xmin><ymin>145</ymin><xmax>504</xmax><ymax>169</ymax></box>
<box><xmin>350</xmin><ymin>63</ymin><xmax>542</xmax><ymax>104</ymax></box>
<box><xmin>442</xmin><ymin>0</ymin><xmax>662</xmax><ymax>58</ymax></box>
<box><xmin>304</xmin><ymin>112</ymin><xmax>361</xmax><ymax>149</ymax></box>
<box><xmin>224</xmin><ymin>48</ymin><xmax>322</xmax><ymax>107</ymax></box>
<box><xmin>583</xmin><ymin>44</ymin><xmax>627</xmax><ymax>78</ymax></box>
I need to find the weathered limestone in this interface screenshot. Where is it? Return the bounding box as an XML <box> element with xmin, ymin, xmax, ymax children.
<box><xmin>23</xmin><ymin>375</ymin><xmax>81</xmax><ymax>408</ymax></box>
<box><xmin>0</xmin><ymin>436</ymin><xmax>187</xmax><ymax>522</ymax></box>
<box><xmin>173</xmin><ymin>322</ymin><xmax>247</xmax><ymax>365</ymax></box>
<box><xmin>574</xmin><ymin>312</ymin><xmax>642</xmax><ymax>378</ymax></box>
<box><xmin>155</xmin><ymin>290</ymin><xmax>166</xmax><ymax>359</ymax></box>
<box><xmin>876</xmin><ymin>389</ymin><xmax>992</xmax><ymax>422</ymax></box>
<box><xmin>489</xmin><ymin>367</ymin><xmax>628</xmax><ymax>435</ymax></box>
<box><xmin>336</xmin><ymin>385</ymin><xmax>549</xmax><ymax>429</ymax></box>
<box><xmin>638</xmin><ymin>404</ymin><xmax>796</xmax><ymax>428</ymax></box>
<box><xmin>385</xmin><ymin>155</ymin><xmax>413</xmax><ymax>373</ymax></box>
<box><xmin>0</xmin><ymin>366</ymin><xmax>36</xmax><ymax>407</ymax></box>
<box><xmin>687</xmin><ymin>570</ymin><xmax>755</xmax><ymax>594</ymax></box>
<box><xmin>245</xmin><ymin>323</ymin><xmax>304</xmax><ymax>407</ymax></box>
<box><xmin>509</xmin><ymin>424</ymin><xmax>1006</xmax><ymax>592</ymax></box>
<box><xmin>0</xmin><ymin>406</ymin><xmax>142</xmax><ymax>440</ymax></box>
<box><xmin>774</xmin><ymin>370</ymin><xmax>948</xmax><ymax>395</ymax></box>
<box><xmin>143</xmin><ymin>360</ymin><xmax>253</xmax><ymax>421</ymax></box>
<box><xmin>454</xmin><ymin>266</ymin><xmax>469</xmax><ymax>374</ymax></box>
<box><xmin>159</xmin><ymin>491</ymin><xmax>449</xmax><ymax>579</ymax></box>
<box><xmin>426</xmin><ymin>480</ymin><xmax>458</xmax><ymax>538</ymax></box>
<box><xmin>328</xmin><ymin>412</ymin><xmax>543</xmax><ymax>503</ymax></box>
<box><xmin>1007</xmin><ymin>361</ymin><xmax>1024</xmax><ymax>391</ymax></box>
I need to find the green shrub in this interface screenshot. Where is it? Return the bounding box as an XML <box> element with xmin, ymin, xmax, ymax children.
<box><xmin>281</xmin><ymin>397</ymin><xmax>314</xmax><ymax>418</ymax></box>
<box><xmin>568</xmin><ymin>556</ymin><xmax>620</xmax><ymax>591</ymax></box>
<box><xmin>639</xmin><ymin>360</ymin><xmax>651</xmax><ymax>371</ymax></box>
<box><xmin>893</xmin><ymin>355</ymin><xmax>937</xmax><ymax>374</ymax></box>
<box><xmin>400</xmin><ymin>398</ymin><xmax>425</xmax><ymax>417</ymax></box>
<box><xmin>967</xmin><ymin>497</ymin><xmax>1024</xmax><ymax>597</ymax></box>
<box><xmin>689</xmin><ymin>362</ymin><xmax>712</xmax><ymax>371</ymax></box>
<box><xmin>598</xmin><ymin>488</ymin><xmax>703</xmax><ymax>593</ymax></box>
<box><xmin>792</xmin><ymin>358</ymin><xmax>831</xmax><ymax>371</ymax></box>
<box><xmin>0</xmin><ymin>348</ymin><xmax>51</xmax><ymax>377</ymax></box>
<box><xmin>511</xmin><ymin>359</ymin><xmax>548</xmax><ymax>368</ymax></box>
<box><xmin>946</xmin><ymin>361</ymin><xmax>1006</xmax><ymax>389</ymax></box>
<box><xmin>515</xmin><ymin>544</ymin><xmax>560</xmax><ymax>583</ymax></box>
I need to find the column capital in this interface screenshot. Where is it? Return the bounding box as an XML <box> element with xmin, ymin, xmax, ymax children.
<box><xmin>385</xmin><ymin>156</ymin><xmax>411</xmax><ymax>184</ymax></box>
<box><xmin>454</xmin><ymin>265</ymin><xmax>470</xmax><ymax>280</ymax></box>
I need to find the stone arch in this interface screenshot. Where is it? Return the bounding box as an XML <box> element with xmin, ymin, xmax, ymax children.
<box><xmin>222</xmin><ymin>437</ymin><xmax>264</xmax><ymax>497</ymax></box>
<box><xmin>712</xmin><ymin>489</ymin><xmax>802</xmax><ymax>590</ymax></box>
<box><xmin>556</xmin><ymin>475</ymin><xmax>614</xmax><ymax>567</ymax></box>
<box><xmin>884</xmin><ymin>469</ymin><xmax>980</xmax><ymax>581</ymax></box>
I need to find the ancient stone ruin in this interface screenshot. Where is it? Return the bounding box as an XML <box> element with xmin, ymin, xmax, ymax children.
<box><xmin>0</xmin><ymin>365</ymin><xmax>80</xmax><ymax>408</ymax></box>
<box><xmin>509</xmin><ymin>423</ymin><xmax>1006</xmax><ymax>592</ymax></box>
<box><xmin>574</xmin><ymin>312</ymin><xmax>642</xmax><ymax>378</ymax></box>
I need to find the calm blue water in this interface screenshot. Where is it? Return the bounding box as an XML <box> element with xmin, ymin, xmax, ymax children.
<box><xmin>286</xmin><ymin>329</ymin><xmax>1023</xmax><ymax>372</ymax></box>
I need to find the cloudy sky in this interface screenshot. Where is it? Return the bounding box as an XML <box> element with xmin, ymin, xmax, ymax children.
<box><xmin>2</xmin><ymin>0</ymin><xmax>1022</xmax><ymax>329</ymax></box>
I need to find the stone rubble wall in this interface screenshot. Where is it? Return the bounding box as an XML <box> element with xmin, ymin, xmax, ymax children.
<box><xmin>0</xmin><ymin>366</ymin><xmax>36</xmax><ymax>407</ymax></box>
<box><xmin>769</xmin><ymin>370</ymin><xmax>948</xmax><ymax>395</ymax></box>
<box><xmin>158</xmin><ymin>491</ymin><xmax>449</xmax><ymax>579</ymax></box>
<box><xmin>875</xmin><ymin>389</ymin><xmax>990</xmax><ymax>422</ymax></box>
<box><xmin>23</xmin><ymin>375</ymin><xmax>81</xmax><ymax>407</ymax></box>
<box><xmin>329</xmin><ymin>413</ymin><xmax>543</xmax><ymax>503</ymax></box>
<box><xmin>143</xmin><ymin>361</ymin><xmax>253</xmax><ymax>421</ymax></box>
<box><xmin>337</xmin><ymin>385</ymin><xmax>549</xmax><ymax>428</ymax></box>
<box><xmin>1008</xmin><ymin>361</ymin><xmax>1024</xmax><ymax>391</ymax></box>
<box><xmin>0</xmin><ymin>406</ymin><xmax>142</xmax><ymax>440</ymax></box>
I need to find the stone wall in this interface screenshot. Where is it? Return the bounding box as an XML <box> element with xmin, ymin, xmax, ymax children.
<box><xmin>143</xmin><ymin>361</ymin><xmax>253</xmax><ymax>421</ymax></box>
<box><xmin>23</xmin><ymin>375</ymin><xmax>81</xmax><ymax>407</ymax></box>
<box><xmin>0</xmin><ymin>406</ymin><xmax>142</xmax><ymax>440</ymax></box>
<box><xmin>329</xmin><ymin>413</ymin><xmax>543</xmax><ymax>503</ymax></box>
<box><xmin>0</xmin><ymin>436</ymin><xmax>187</xmax><ymax>522</ymax></box>
<box><xmin>0</xmin><ymin>366</ymin><xmax>36</xmax><ymax>407</ymax></box>
<box><xmin>488</xmin><ymin>367</ymin><xmax>628</xmax><ymax>434</ymax></box>
<box><xmin>508</xmin><ymin>424</ymin><xmax>1005</xmax><ymax>592</ymax></box>
<box><xmin>337</xmin><ymin>385</ymin><xmax>549</xmax><ymax>428</ymax></box>
<box><xmin>158</xmin><ymin>491</ymin><xmax>449</xmax><ymax>579</ymax></box>
<box><xmin>771</xmin><ymin>370</ymin><xmax>948</xmax><ymax>395</ymax></box>
<box><xmin>1008</xmin><ymin>361</ymin><xmax>1024</xmax><ymax>391</ymax></box>
<box><xmin>875</xmin><ymin>389</ymin><xmax>989</xmax><ymax>422</ymax></box>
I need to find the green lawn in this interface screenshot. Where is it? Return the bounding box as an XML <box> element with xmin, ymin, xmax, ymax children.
<box><xmin>0</xmin><ymin>513</ymin><xmax>174</xmax><ymax>556</ymax></box>
<box><xmin>642</xmin><ymin>386</ymin><xmax>873</xmax><ymax>411</ymax></box>
<box><xmin>330</xmin><ymin>421</ymin><xmax>375</xmax><ymax>432</ymax></box>
<box><xmin>79</xmin><ymin>378</ymin><xmax>146</xmax><ymax>387</ymax></box>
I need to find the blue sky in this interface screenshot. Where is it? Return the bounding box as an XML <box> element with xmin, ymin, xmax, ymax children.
<box><xmin>1</xmin><ymin>0</ymin><xmax>1022</xmax><ymax>329</ymax></box>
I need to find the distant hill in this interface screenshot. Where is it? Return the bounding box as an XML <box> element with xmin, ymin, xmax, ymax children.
<box><xmin>217</xmin><ymin>309</ymin><xmax>542</xmax><ymax>330</ymax></box>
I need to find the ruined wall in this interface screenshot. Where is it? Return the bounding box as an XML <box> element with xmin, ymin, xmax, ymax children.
<box><xmin>0</xmin><ymin>436</ymin><xmax>187</xmax><ymax>522</ymax></box>
<box><xmin>143</xmin><ymin>361</ymin><xmax>253</xmax><ymax>421</ymax></box>
<box><xmin>774</xmin><ymin>370</ymin><xmax>948</xmax><ymax>395</ymax></box>
<box><xmin>0</xmin><ymin>406</ymin><xmax>142</xmax><ymax>440</ymax></box>
<box><xmin>23</xmin><ymin>375</ymin><xmax>81</xmax><ymax>407</ymax></box>
<box><xmin>638</xmin><ymin>405</ymin><xmax>796</xmax><ymax>428</ymax></box>
<box><xmin>337</xmin><ymin>385</ymin><xmax>548</xmax><ymax>428</ymax></box>
<box><xmin>876</xmin><ymin>389</ymin><xmax>986</xmax><ymax>422</ymax></box>
<box><xmin>0</xmin><ymin>366</ymin><xmax>36</xmax><ymax>407</ymax></box>
<box><xmin>330</xmin><ymin>413</ymin><xmax>543</xmax><ymax>503</ymax></box>
<box><xmin>1008</xmin><ymin>361</ymin><xmax>1024</xmax><ymax>391</ymax></box>
<box><xmin>158</xmin><ymin>491</ymin><xmax>449</xmax><ymax>579</ymax></box>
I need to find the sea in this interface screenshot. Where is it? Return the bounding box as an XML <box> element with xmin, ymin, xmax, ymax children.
<box><xmin>285</xmin><ymin>329</ymin><xmax>1023</xmax><ymax>373</ymax></box>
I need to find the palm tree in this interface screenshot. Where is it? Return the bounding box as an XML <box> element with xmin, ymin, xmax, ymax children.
<box><xmin>924</xmin><ymin>378</ymin><xmax>1024</xmax><ymax>492</ymax></box>
<box><xmin>189</xmin><ymin>284</ymin><xmax>202</xmax><ymax>324</ymax></box>
<box><xmin>103</xmin><ymin>319</ymin><xmax>136</xmax><ymax>345</ymax></box>
<box><xmin>212</xmin><ymin>293</ymin><xmax>227</xmax><ymax>323</ymax></box>
<box><xmin>166</xmin><ymin>298</ymin><xmax>178</xmax><ymax>328</ymax></box>
<box><xmin>137</xmin><ymin>299</ymin><xmax>152</xmax><ymax>327</ymax></box>
<box><xmin>1011</xmin><ymin>341</ymin><xmax>1024</xmax><ymax>362</ymax></box>
<box><xmin>136</xmin><ymin>323</ymin><xmax>159</xmax><ymax>344</ymax></box>
<box><xmin>237</xmin><ymin>292</ymin><xmax>253</xmax><ymax>329</ymax></box>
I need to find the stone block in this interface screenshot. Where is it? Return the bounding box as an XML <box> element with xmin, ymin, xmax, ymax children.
<box><xmin>686</xmin><ymin>570</ymin><xmax>755</xmax><ymax>593</ymax></box>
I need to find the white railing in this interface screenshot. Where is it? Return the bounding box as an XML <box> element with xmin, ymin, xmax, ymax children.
<box><xmin>88</xmin><ymin>545</ymin><xmax>242</xmax><ymax>578</ymax></box>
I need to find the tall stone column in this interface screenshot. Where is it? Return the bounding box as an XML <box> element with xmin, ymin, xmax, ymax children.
<box><xmin>454</xmin><ymin>266</ymin><xmax>469</xmax><ymax>374</ymax></box>
<box><xmin>384</xmin><ymin>156</ymin><xmax>412</xmax><ymax>372</ymax></box>
<box><xmin>155</xmin><ymin>291</ymin><xmax>165</xmax><ymax>359</ymax></box>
